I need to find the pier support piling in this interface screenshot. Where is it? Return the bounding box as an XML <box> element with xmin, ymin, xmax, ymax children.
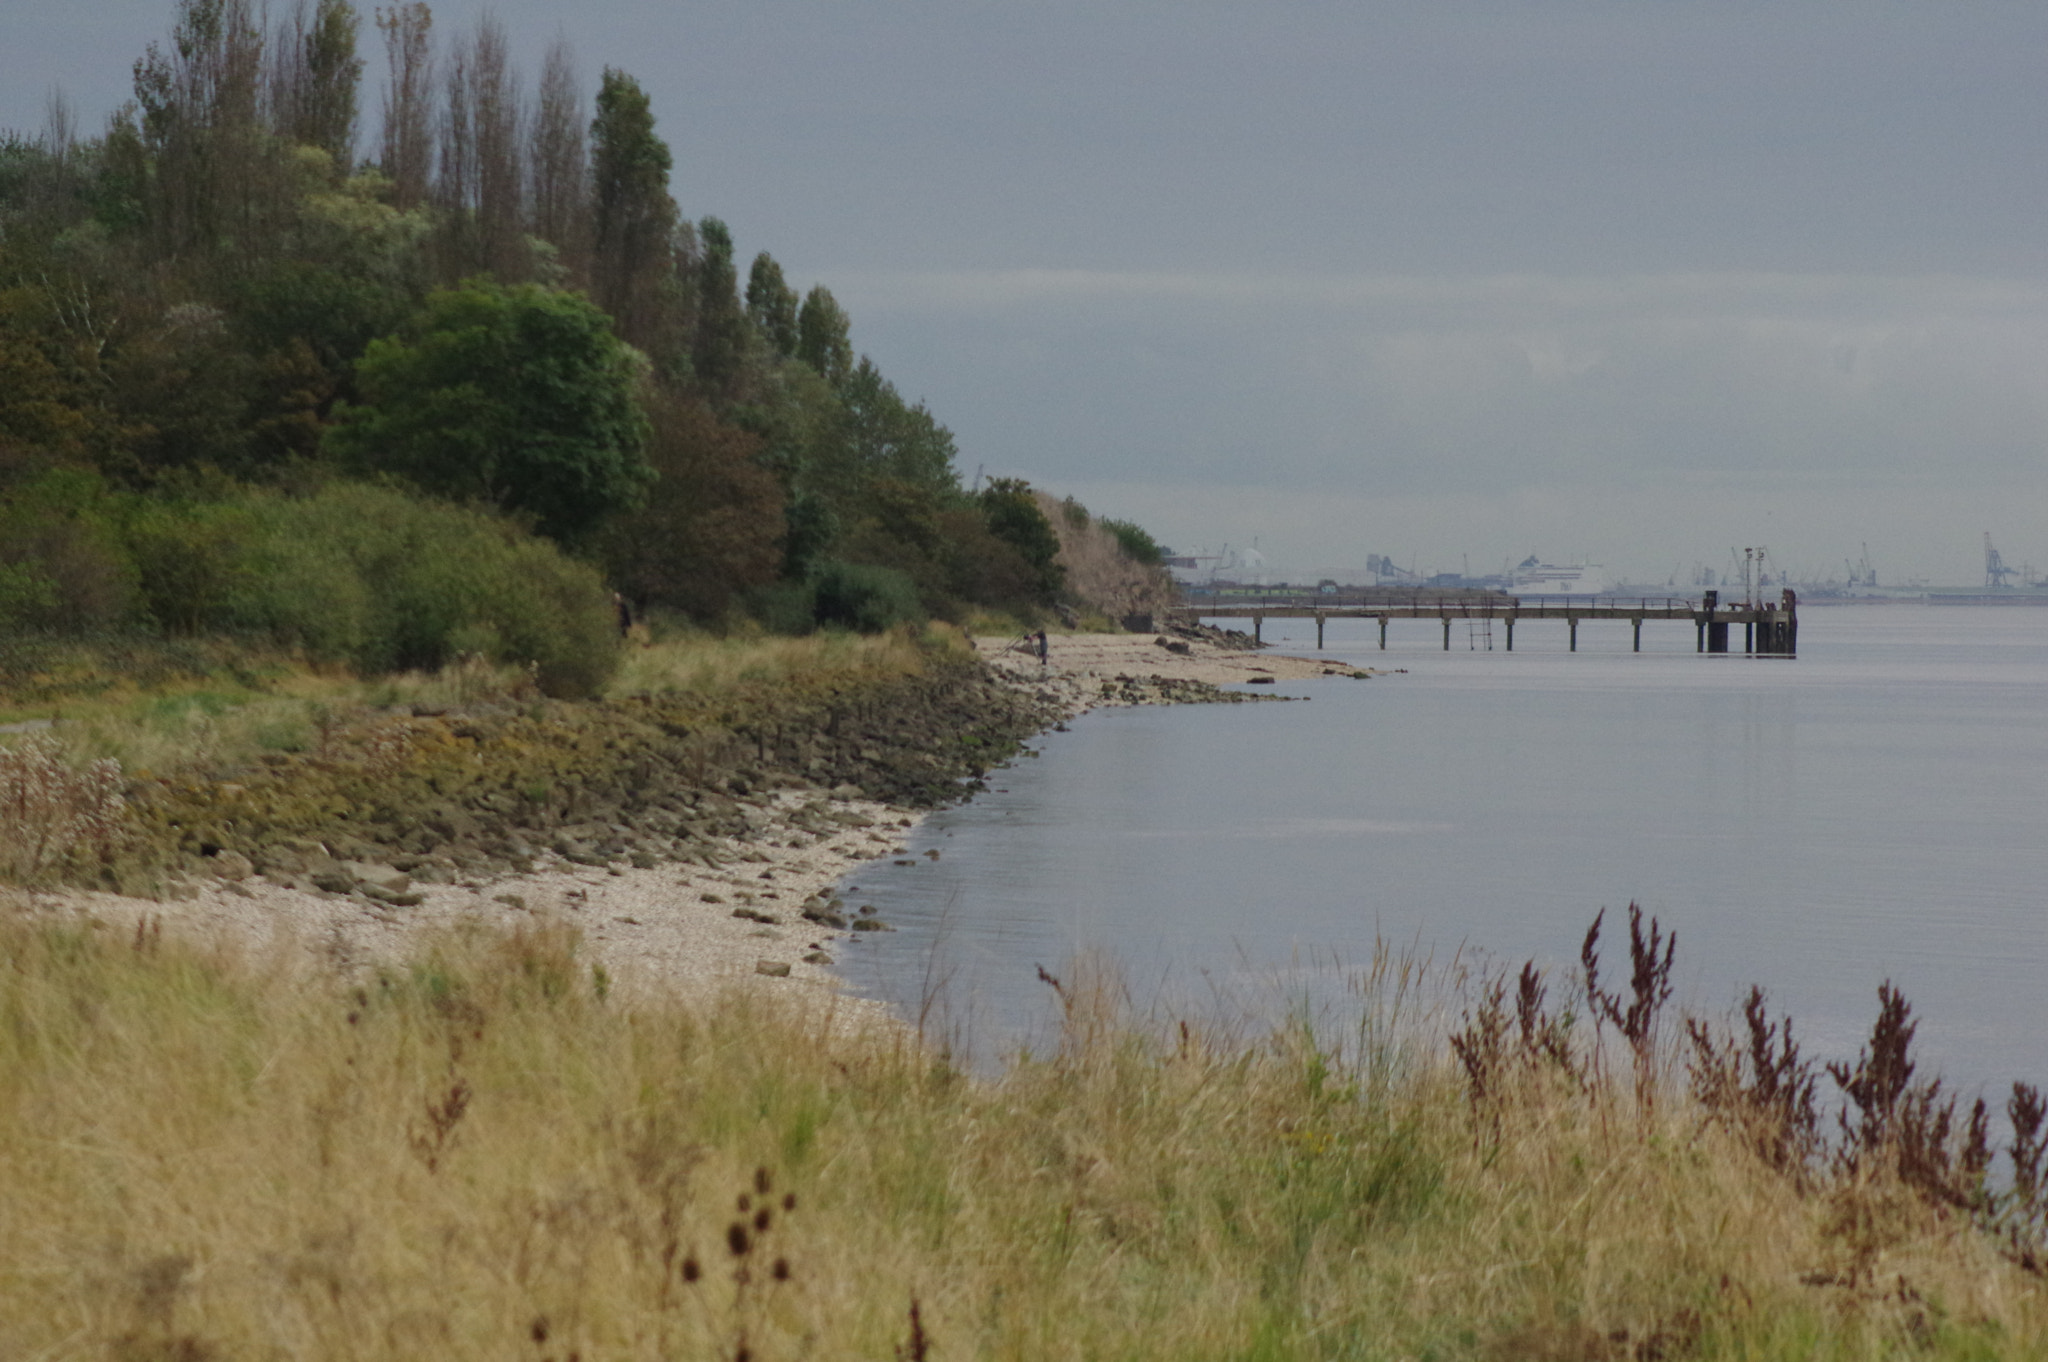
<box><xmin>1316</xmin><ymin>612</ymin><xmax>1325</xmax><ymax>649</ymax></box>
<box><xmin>1442</xmin><ymin>617</ymin><xmax>1451</xmax><ymax>651</ymax></box>
<box><xmin>1505</xmin><ymin>617</ymin><xmax>1515</xmax><ymax>651</ymax></box>
<box><xmin>1568</xmin><ymin>617</ymin><xmax>1578</xmax><ymax>652</ymax></box>
<box><xmin>1632</xmin><ymin>617</ymin><xmax>1643</xmax><ymax>652</ymax></box>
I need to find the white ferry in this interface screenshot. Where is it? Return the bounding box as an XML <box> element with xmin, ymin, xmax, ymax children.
<box><xmin>1507</xmin><ymin>558</ymin><xmax>1609</xmax><ymax>596</ymax></box>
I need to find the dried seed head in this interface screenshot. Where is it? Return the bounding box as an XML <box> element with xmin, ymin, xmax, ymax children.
<box><xmin>754</xmin><ymin>1165</ymin><xmax>772</xmax><ymax>1195</ymax></box>
<box><xmin>754</xmin><ymin>1207</ymin><xmax>772</xmax><ymax>1233</ymax></box>
<box><xmin>782</xmin><ymin>1192</ymin><xmax>796</xmax><ymax>1212</ymax></box>
<box><xmin>681</xmin><ymin>1256</ymin><xmax>702</xmax><ymax>1283</ymax></box>
<box><xmin>529</xmin><ymin>1315</ymin><xmax>550</xmax><ymax>1343</ymax></box>
<box><xmin>727</xmin><ymin>1222</ymin><xmax>752</xmax><ymax>1257</ymax></box>
<box><xmin>772</xmin><ymin>1257</ymin><xmax>790</xmax><ymax>1281</ymax></box>
<box><xmin>737</xmin><ymin>1193</ymin><xmax>752</xmax><ymax>1213</ymax></box>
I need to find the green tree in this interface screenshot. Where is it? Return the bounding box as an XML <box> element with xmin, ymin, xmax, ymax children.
<box><xmin>693</xmin><ymin>216</ymin><xmax>746</xmax><ymax>395</ymax></box>
<box><xmin>795</xmin><ymin>285</ymin><xmax>851</xmax><ymax>387</ymax></box>
<box><xmin>746</xmin><ymin>251</ymin><xmax>799</xmax><ymax>359</ymax></box>
<box><xmin>824</xmin><ymin>357</ymin><xmax>960</xmax><ymax>507</ymax></box>
<box><xmin>977</xmin><ymin>477</ymin><xmax>1064</xmax><ymax>605</ymax></box>
<box><xmin>270</xmin><ymin>0</ymin><xmax>363</xmax><ymax>170</ymax></box>
<box><xmin>589</xmin><ymin>68</ymin><xmax>682</xmax><ymax>365</ymax></box>
<box><xmin>324</xmin><ymin>280</ymin><xmax>652</xmax><ymax>543</ymax></box>
<box><xmin>597</xmin><ymin>391</ymin><xmax>784</xmax><ymax>624</ymax></box>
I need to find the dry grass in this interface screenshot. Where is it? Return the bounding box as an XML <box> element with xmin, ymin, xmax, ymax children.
<box><xmin>0</xmin><ymin>914</ymin><xmax>2038</xmax><ymax>1360</ymax></box>
<box><xmin>606</xmin><ymin>624</ymin><xmax>965</xmax><ymax>702</ymax></box>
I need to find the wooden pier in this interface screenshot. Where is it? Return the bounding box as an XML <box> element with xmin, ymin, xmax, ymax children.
<box><xmin>1170</xmin><ymin>589</ymin><xmax>1798</xmax><ymax>656</ymax></box>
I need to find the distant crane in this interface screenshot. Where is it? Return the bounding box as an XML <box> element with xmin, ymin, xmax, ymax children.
<box><xmin>1986</xmin><ymin>532</ymin><xmax>2017</xmax><ymax>589</ymax></box>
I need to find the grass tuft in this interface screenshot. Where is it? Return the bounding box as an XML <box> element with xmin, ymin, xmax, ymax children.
<box><xmin>0</xmin><ymin>913</ymin><xmax>2039</xmax><ymax>1358</ymax></box>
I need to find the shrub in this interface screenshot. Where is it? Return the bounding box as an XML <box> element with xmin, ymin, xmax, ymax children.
<box><xmin>0</xmin><ymin>465</ymin><xmax>139</xmax><ymax>632</ymax></box>
<box><xmin>810</xmin><ymin>561</ymin><xmax>921</xmax><ymax>634</ymax></box>
<box><xmin>227</xmin><ymin>483</ymin><xmax>620</xmax><ymax>696</ymax></box>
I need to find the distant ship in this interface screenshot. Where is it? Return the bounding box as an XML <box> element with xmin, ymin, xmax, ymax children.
<box><xmin>1507</xmin><ymin>558</ymin><xmax>1609</xmax><ymax>596</ymax></box>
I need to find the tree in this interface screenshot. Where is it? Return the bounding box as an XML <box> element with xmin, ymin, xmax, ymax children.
<box><xmin>589</xmin><ymin>69</ymin><xmax>681</xmax><ymax>363</ymax></box>
<box><xmin>597</xmin><ymin>390</ymin><xmax>784</xmax><ymax>623</ymax></box>
<box><xmin>746</xmin><ymin>251</ymin><xmax>798</xmax><ymax>359</ymax></box>
<box><xmin>324</xmin><ymin>280</ymin><xmax>652</xmax><ymax>543</ymax></box>
<box><xmin>977</xmin><ymin>477</ymin><xmax>1064</xmax><ymax>605</ymax></box>
<box><xmin>130</xmin><ymin>0</ymin><xmax>272</xmax><ymax>262</ymax></box>
<box><xmin>375</xmin><ymin>2</ymin><xmax>433</xmax><ymax>209</ymax></box>
<box><xmin>270</xmin><ymin>0</ymin><xmax>362</xmax><ymax>170</ymax></box>
<box><xmin>693</xmin><ymin>216</ymin><xmax>746</xmax><ymax>395</ymax></box>
<box><xmin>823</xmin><ymin>357</ymin><xmax>961</xmax><ymax>508</ymax></box>
<box><xmin>795</xmin><ymin>285</ymin><xmax>851</xmax><ymax>387</ymax></box>
<box><xmin>527</xmin><ymin>35</ymin><xmax>590</xmax><ymax>283</ymax></box>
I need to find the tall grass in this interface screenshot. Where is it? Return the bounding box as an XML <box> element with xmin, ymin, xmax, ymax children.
<box><xmin>0</xmin><ymin>914</ymin><xmax>2037</xmax><ymax>1359</ymax></box>
<box><xmin>606</xmin><ymin>623</ymin><xmax>966</xmax><ymax>702</ymax></box>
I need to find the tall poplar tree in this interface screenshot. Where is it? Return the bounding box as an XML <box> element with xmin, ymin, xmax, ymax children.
<box><xmin>692</xmin><ymin>216</ymin><xmax>746</xmax><ymax>395</ymax></box>
<box><xmin>796</xmin><ymin>285</ymin><xmax>852</xmax><ymax>387</ymax></box>
<box><xmin>528</xmin><ymin>36</ymin><xmax>590</xmax><ymax>284</ymax></box>
<box><xmin>589</xmin><ymin>69</ymin><xmax>681</xmax><ymax>366</ymax></box>
<box><xmin>375</xmin><ymin>2</ymin><xmax>433</xmax><ymax>209</ymax></box>
<box><xmin>746</xmin><ymin>252</ymin><xmax>799</xmax><ymax>359</ymax></box>
<box><xmin>131</xmin><ymin>0</ymin><xmax>269</xmax><ymax>262</ymax></box>
<box><xmin>270</xmin><ymin>0</ymin><xmax>362</xmax><ymax>170</ymax></box>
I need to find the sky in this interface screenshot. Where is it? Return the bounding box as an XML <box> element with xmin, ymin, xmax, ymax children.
<box><xmin>7</xmin><ymin>1</ymin><xmax>2048</xmax><ymax>585</ymax></box>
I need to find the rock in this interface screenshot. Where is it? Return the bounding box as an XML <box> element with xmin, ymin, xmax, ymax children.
<box><xmin>343</xmin><ymin>862</ymin><xmax>410</xmax><ymax>893</ymax></box>
<box><xmin>754</xmin><ymin>960</ymin><xmax>792</xmax><ymax>978</ymax></box>
<box><xmin>802</xmin><ymin>951</ymin><xmax>834</xmax><ymax>965</ymax></box>
<box><xmin>209</xmin><ymin>850</ymin><xmax>254</xmax><ymax>881</ymax></box>
<box><xmin>851</xmin><ymin>917</ymin><xmax>893</xmax><ymax>932</ymax></box>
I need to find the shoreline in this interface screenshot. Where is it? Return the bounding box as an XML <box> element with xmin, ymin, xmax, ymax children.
<box><xmin>10</xmin><ymin>631</ymin><xmax>1355</xmax><ymax>1013</ymax></box>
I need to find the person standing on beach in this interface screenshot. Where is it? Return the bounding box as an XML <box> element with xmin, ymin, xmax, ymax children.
<box><xmin>1036</xmin><ymin>630</ymin><xmax>1049</xmax><ymax>665</ymax></box>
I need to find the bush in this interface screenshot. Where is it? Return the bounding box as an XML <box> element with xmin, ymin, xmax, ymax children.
<box><xmin>226</xmin><ymin>483</ymin><xmax>620</xmax><ymax>696</ymax></box>
<box><xmin>810</xmin><ymin>561</ymin><xmax>922</xmax><ymax>634</ymax></box>
<box><xmin>0</xmin><ymin>466</ymin><xmax>139</xmax><ymax>632</ymax></box>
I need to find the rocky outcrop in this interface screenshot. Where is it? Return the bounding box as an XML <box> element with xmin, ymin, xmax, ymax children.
<box><xmin>105</xmin><ymin>654</ymin><xmax>1073</xmax><ymax>896</ymax></box>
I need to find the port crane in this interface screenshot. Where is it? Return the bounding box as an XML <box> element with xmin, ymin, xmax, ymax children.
<box><xmin>1986</xmin><ymin>532</ymin><xmax>2017</xmax><ymax>589</ymax></box>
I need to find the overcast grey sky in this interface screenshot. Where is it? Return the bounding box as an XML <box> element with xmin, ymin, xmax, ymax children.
<box><xmin>8</xmin><ymin>1</ymin><xmax>2048</xmax><ymax>583</ymax></box>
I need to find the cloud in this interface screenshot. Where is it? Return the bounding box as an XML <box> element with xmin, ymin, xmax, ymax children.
<box><xmin>831</xmin><ymin>269</ymin><xmax>2048</xmax><ymax>581</ymax></box>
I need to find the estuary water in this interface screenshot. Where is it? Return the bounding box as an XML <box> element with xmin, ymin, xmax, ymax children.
<box><xmin>832</xmin><ymin>605</ymin><xmax>2045</xmax><ymax>1093</ymax></box>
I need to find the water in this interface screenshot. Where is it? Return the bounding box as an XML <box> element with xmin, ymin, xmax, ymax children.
<box><xmin>832</xmin><ymin>606</ymin><xmax>2046</xmax><ymax>1094</ymax></box>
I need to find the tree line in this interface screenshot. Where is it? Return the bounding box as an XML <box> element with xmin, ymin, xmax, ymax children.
<box><xmin>0</xmin><ymin>0</ymin><xmax>1155</xmax><ymax>679</ymax></box>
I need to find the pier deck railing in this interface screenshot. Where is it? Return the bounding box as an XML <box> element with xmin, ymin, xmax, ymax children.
<box><xmin>1168</xmin><ymin>589</ymin><xmax>1797</xmax><ymax>655</ymax></box>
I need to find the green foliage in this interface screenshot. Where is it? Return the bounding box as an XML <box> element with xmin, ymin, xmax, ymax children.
<box><xmin>693</xmin><ymin>216</ymin><xmax>747</xmax><ymax>394</ymax></box>
<box><xmin>810</xmin><ymin>561</ymin><xmax>922</xmax><ymax>634</ymax></box>
<box><xmin>978</xmin><ymin>477</ymin><xmax>1065</xmax><ymax>604</ymax></box>
<box><xmin>795</xmin><ymin>285</ymin><xmax>852</xmax><ymax>387</ymax></box>
<box><xmin>596</xmin><ymin>392</ymin><xmax>784</xmax><ymax>625</ymax></box>
<box><xmin>1101</xmin><ymin>516</ymin><xmax>1166</xmax><ymax>566</ymax></box>
<box><xmin>324</xmin><ymin>280</ymin><xmax>653</xmax><ymax>543</ymax></box>
<box><xmin>0</xmin><ymin>12</ymin><xmax>1081</xmax><ymax>643</ymax></box>
<box><xmin>224</xmin><ymin>482</ymin><xmax>619</xmax><ymax>695</ymax></box>
<box><xmin>0</xmin><ymin>467</ymin><xmax>135</xmax><ymax>633</ymax></box>
<box><xmin>745</xmin><ymin>252</ymin><xmax>799</xmax><ymax>358</ymax></box>
<box><xmin>589</xmin><ymin>68</ymin><xmax>683</xmax><ymax>365</ymax></box>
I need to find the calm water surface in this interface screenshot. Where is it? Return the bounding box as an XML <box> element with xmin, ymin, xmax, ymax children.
<box><xmin>832</xmin><ymin>606</ymin><xmax>2046</xmax><ymax>1090</ymax></box>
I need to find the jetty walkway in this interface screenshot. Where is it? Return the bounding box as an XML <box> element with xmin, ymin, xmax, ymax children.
<box><xmin>1169</xmin><ymin>589</ymin><xmax>1798</xmax><ymax>656</ymax></box>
